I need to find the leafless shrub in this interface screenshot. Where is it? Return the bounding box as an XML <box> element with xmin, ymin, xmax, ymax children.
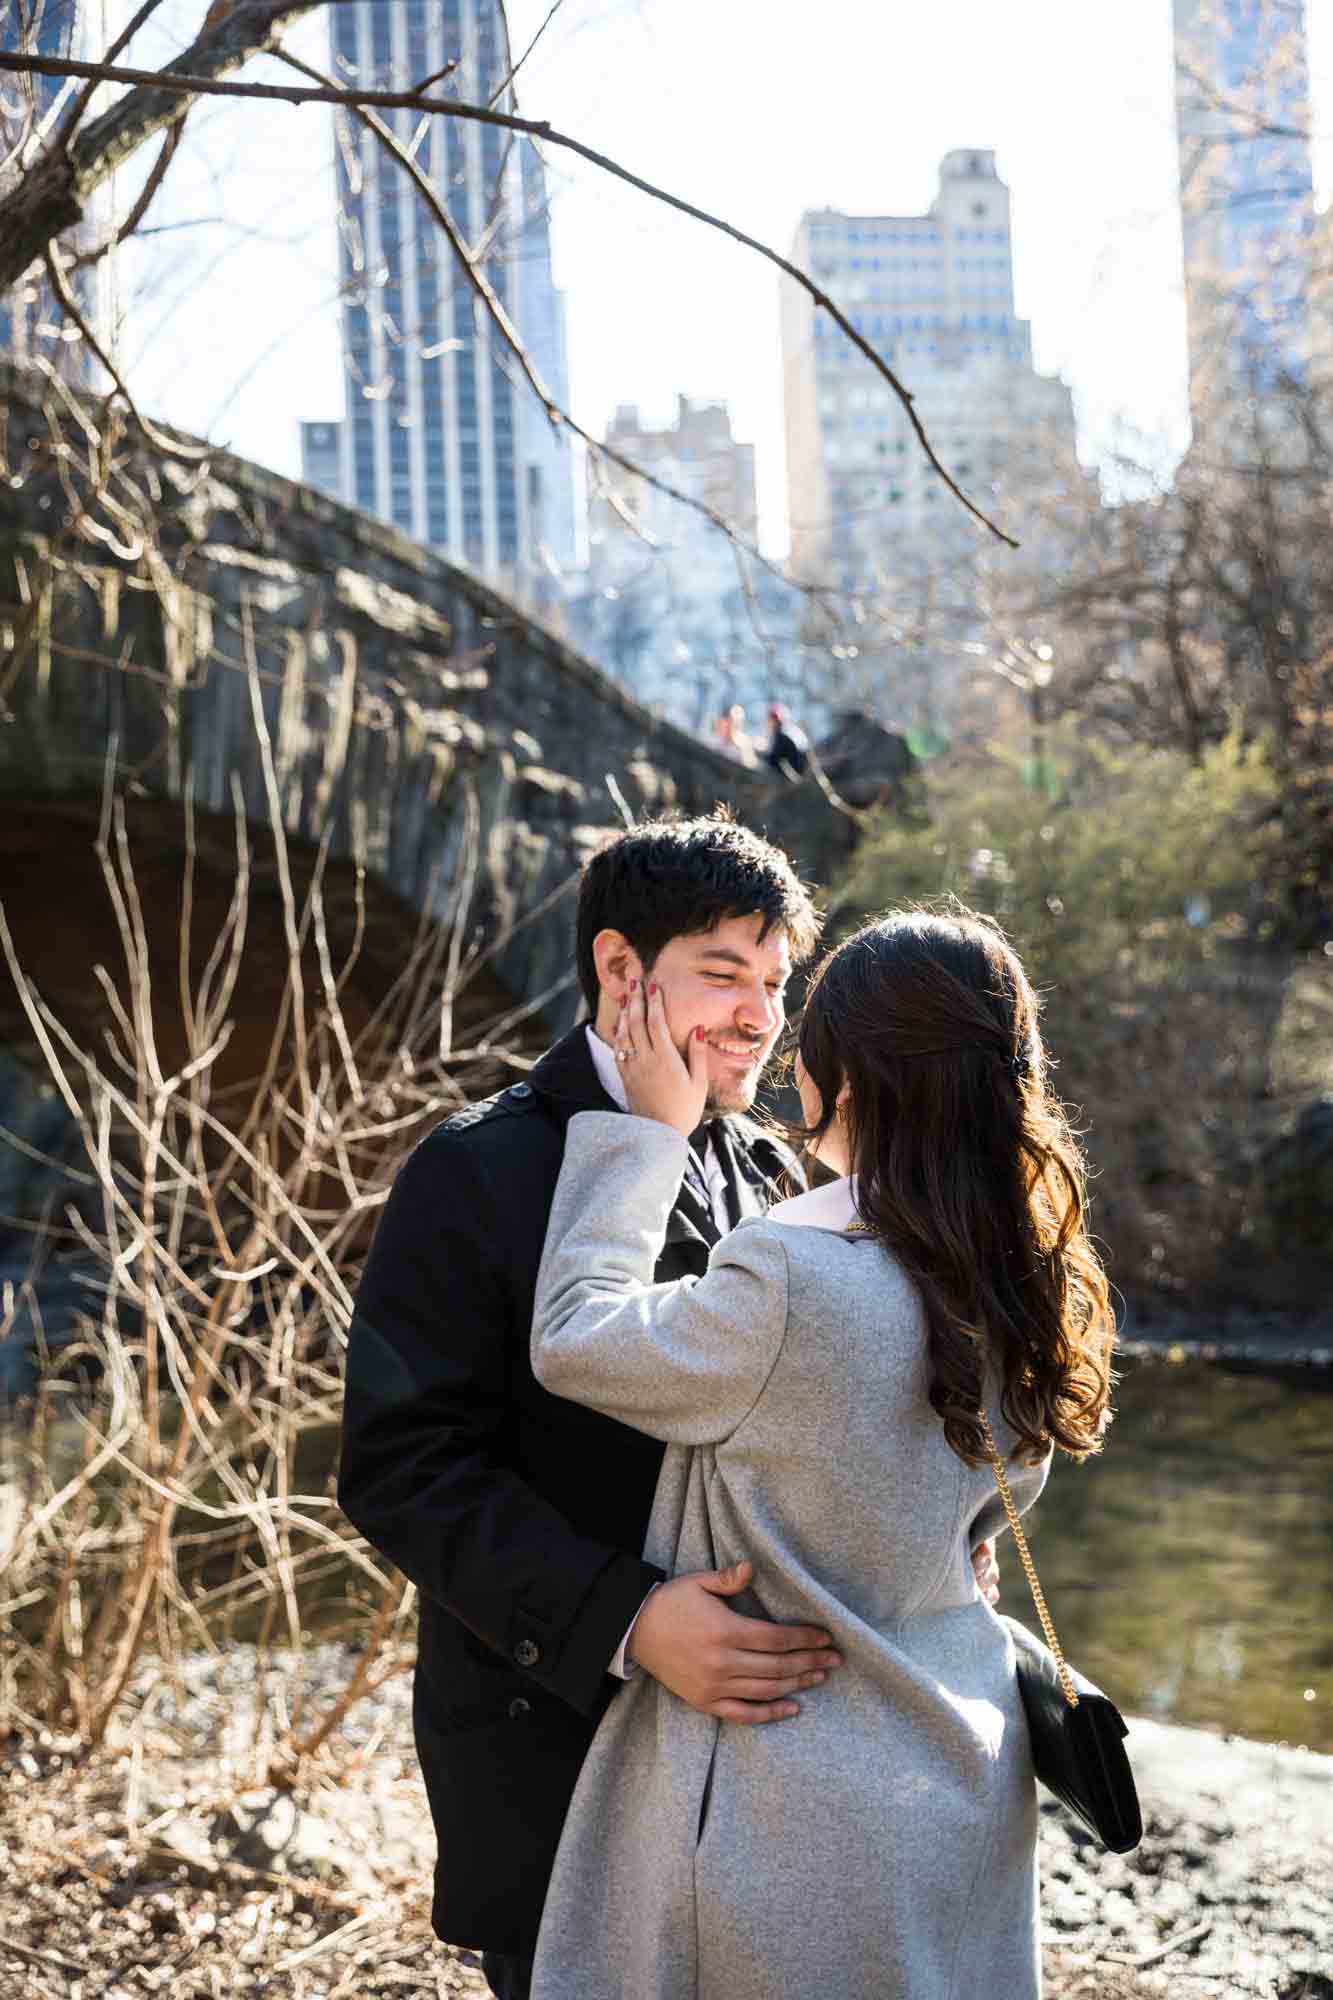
<box><xmin>0</xmin><ymin>717</ymin><xmax>536</xmax><ymax>1768</ymax></box>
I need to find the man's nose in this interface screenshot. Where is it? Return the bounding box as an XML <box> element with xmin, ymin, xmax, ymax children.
<box><xmin>735</xmin><ymin>983</ymin><xmax>782</xmax><ymax>1034</ymax></box>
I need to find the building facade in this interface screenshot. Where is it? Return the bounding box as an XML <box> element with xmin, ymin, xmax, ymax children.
<box><xmin>570</xmin><ymin>395</ymin><xmax>802</xmax><ymax>731</ymax></box>
<box><xmin>320</xmin><ymin>0</ymin><xmax>576</xmax><ymax>597</ymax></box>
<box><xmin>1172</xmin><ymin>0</ymin><xmax>1317</xmax><ymax>426</ymax></box>
<box><xmin>780</xmin><ymin>150</ymin><xmax>1082</xmax><ymax>733</ymax></box>
<box><xmin>0</xmin><ymin>0</ymin><xmax>115</xmax><ymax>380</ymax></box>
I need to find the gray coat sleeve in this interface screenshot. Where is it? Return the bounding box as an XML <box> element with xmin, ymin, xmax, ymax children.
<box><xmin>533</xmin><ymin>1111</ymin><xmax>790</xmax><ymax>1445</ymax></box>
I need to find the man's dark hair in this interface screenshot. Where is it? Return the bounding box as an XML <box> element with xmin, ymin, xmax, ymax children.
<box><xmin>576</xmin><ymin>813</ymin><xmax>821</xmax><ymax>1014</ymax></box>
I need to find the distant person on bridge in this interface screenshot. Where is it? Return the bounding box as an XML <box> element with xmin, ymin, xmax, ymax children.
<box><xmin>762</xmin><ymin>702</ymin><xmax>811</xmax><ymax>780</ymax></box>
<box><xmin>712</xmin><ymin>704</ymin><xmax>758</xmax><ymax>766</ymax></box>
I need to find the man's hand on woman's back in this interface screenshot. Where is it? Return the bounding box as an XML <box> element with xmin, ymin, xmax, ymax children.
<box><xmin>627</xmin><ymin>1559</ymin><xmax>842</xmax><ymax>1723</ymax></box>
<box><xmin>629</xmin><ymin>1542</ymin><xmax>1002</xmax><ymax>1722</ymax></box>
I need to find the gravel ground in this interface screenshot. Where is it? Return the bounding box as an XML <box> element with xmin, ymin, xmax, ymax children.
<box><xmin>1</xmin><ymin>1646</ymin><xmax>1329</xmax><ymax>1999</ymax></box>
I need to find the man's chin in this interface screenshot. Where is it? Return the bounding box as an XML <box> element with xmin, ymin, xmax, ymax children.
<box><xmin>706</xmin><ymin>1070</ymin><xmax>762</xmax><ymax>1115</ymax></box>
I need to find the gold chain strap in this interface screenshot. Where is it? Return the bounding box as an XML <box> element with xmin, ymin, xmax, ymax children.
<box><xmin>846</xmin><ymin>1222</ymin><xmax>1080</xmax><ymax>1710</ymax></box>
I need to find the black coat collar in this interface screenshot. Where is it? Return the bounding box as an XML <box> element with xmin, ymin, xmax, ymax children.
<box><xmin>525</xmin><ymin>1026</ymin><xmax>622</xmax><ymax>1127</ymax></box>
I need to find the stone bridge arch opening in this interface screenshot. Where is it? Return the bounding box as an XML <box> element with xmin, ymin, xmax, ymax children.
<box><xmin>0</xmin><ymin>792</ymin><xmax>526</xmax><ymax>1396</ymax></box>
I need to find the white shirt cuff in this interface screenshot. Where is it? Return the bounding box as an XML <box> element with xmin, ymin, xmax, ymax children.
<box><xmin>608</xmin><ymin>1582</ymin><xmax>662</xmax><ymax>1680</ymax></box>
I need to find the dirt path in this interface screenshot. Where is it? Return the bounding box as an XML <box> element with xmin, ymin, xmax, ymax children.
<box><xmin>2</xmin><ymin>1653</ymin><xmax>1328</xmax><ymax>1998</ymax></box>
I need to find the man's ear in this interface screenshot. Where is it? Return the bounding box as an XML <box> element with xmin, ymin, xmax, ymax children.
<box><xmin>591</xmin><ymin>928</ymin><xmax>644</xmax><ymax>1008</ymax></box>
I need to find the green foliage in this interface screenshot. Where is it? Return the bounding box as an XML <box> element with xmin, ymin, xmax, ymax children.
<box><xmin>837</xmin><ymin>728</ymin><xmax>1282</xmax><ymax>989</ymax></box>
<box><xmin>829</xmin><ymin>730</ymin><xmax>1322</xmax><ymax>1310</ymax></box>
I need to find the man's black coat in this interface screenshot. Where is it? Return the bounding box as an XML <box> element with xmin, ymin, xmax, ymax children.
<box><xmin>337</xmin><ymin>1027</ymin><xmax>798</xmax><ymax>1956</ymax></box>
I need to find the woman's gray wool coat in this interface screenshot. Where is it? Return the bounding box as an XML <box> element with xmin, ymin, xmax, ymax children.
<box><xmin>530</xmin><ymin>1113</ymin><xmax>1050</xmax><ymax>2000</ymax></box>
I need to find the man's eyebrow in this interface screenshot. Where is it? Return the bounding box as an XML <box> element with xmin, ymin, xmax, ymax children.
<box><xmin>694</xmin><ymin>948</ymin><xmax>789</xmax><ymax>977</ymax></box>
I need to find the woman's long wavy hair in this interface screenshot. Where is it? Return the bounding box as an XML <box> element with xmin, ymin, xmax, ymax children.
<box><xmin>795</xmin><ymin>906</ymin><xmax>1115</xmax><ymax>1465</ymax></box>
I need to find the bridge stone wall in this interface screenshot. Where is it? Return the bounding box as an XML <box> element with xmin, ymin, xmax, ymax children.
<box><xmin>0</xmin><ymin>361</ymin><xmax>855</xmax><ymax>1035</ymax></box>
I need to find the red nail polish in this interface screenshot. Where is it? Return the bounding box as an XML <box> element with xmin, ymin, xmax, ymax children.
<box><xmin>630</xmin><ymin>978</ymin><xmax>638</xmax><ymax>991</ymax></box>
<box><xmin>695</xmin><ymin>1026</ymin><xmax>706</xmax><ymax>1040</ymax></box>
<box><xmin>648</xmin><ymin>982</ymin><xmax>657</xmax><ymax>996</ymax></box>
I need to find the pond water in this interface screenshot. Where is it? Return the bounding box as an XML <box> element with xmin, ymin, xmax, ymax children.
<box><xmin>1022</xmin><ymin>1354</ymin><xmax>1332</xmax><ymax>1752</ymax></box>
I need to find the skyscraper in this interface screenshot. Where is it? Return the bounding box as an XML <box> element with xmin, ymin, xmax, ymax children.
<box><xmin>326</xmin><ymin>0</ymin><xmax>576</xmax><ymax>596</ymax></box>
<box><xmin>779</xmin><ymin>151</ymin><xmax>1082</xmax><ymax>732</ymax></box>
<box><xmin>515</xmin><ymin>136</ymin><xmax>579</xmax><ymax>594</ymax></box>
<box><xmin>781</xmin><ymin>150</ymin><xmax>1079</xmax><ymax>586</ymax></box>
<box><xmin>0</xmin><ymin>0</ymin><xmax>115</xmax><ymax>381</ymax></box>
<box><xmin>1173</xmin><ymin>0</ymin><xmax>1316</xmax><ymax>423</ymax></box>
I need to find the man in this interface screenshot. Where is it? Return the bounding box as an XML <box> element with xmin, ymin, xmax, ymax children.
<box><xmin>338</xmin><ymin>815</ymin><xmax>835</xmax><ymax>2000</ymax></box>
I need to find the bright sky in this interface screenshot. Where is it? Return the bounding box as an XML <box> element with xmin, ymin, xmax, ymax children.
<box><xmin>121</xmin><ymin>0</ymin><xmax>1333</xmax><ymax>558</ymax></box>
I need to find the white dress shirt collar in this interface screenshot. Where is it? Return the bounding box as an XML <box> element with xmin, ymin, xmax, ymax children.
<box><xmin>585</xmin><ymin>1024</ymin><xmax>630</xmax><ymax>1111</ymax></box>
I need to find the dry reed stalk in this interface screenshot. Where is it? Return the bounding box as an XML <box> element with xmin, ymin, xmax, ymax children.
<box><xmin>0</xmin><ymin>629</ymin><xmax>551</xmax><ymax>1764</ymax></box>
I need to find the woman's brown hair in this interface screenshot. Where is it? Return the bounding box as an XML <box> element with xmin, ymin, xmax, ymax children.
<box><xmin>796</xmin><ymin>906</ymin><xmax>1115</xmax><ymax>1465</ymax></box>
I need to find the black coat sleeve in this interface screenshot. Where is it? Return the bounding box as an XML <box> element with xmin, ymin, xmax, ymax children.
<box><xmin>337</xmin><ymin>1124</ymin><xmax>664</xmax><ymax>1718</ymax></box>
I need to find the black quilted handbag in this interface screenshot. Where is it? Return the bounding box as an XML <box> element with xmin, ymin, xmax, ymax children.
<box><xmin>983</xmin><ymin>1414</ymin><xmax>1143</xmax><ymax>1855</ymax></box>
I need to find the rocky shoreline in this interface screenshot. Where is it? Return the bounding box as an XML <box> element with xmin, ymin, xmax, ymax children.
<box><xmin>3</xmin><ymin>1646</ymin><xmax>1330</xmax><ymax>1998</ymax></box>
<box><xmin>1116</xmin><ymin>1310</ymin><xmax>1333</xmax><ymax>1371</ymax></box>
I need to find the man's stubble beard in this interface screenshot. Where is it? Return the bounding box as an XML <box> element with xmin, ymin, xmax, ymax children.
<box><xmin>673</xmin><ymin>1031</ymin><xmax>773</xmax><ymax>1117</ymax></box>
<box><xmin>706</xmin><ymin>1083</ymin><xmax>755</xmax><ymax>1115</ymax></box>
<box><xmin>703</xmin><ymin>1063</ymin><xmax>765</xmax><ymax>1117</ymax></box>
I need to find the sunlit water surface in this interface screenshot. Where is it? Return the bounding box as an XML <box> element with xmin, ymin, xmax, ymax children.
<box><xmin>1023</xmin><ymin>1356</ymin><xmax>1332</xmax><ymax>1752</ymax></box>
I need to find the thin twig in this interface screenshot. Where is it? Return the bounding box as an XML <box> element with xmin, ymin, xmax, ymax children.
<box><xmin>42</xmin><ymin>245</ymin><xmax>210</xmax><ymax>463</ymax></box>
<box><xmin>490</xmin><ymin>0</ymin><xmax>567</xmax><ymax>106</ymax></box>
<box><xmin>76</xmin><ymin>119</ymin><xmax>185</xmax><ymax>265</ymax></box>
<box><xmin>0</xmin><ymin>1933</ymin><xmax>87</xmax><ymax>1980</ymax></box>
<box><xmin>1101</xmin><ymin>1918</ymin><xmax>1213</xmax><ymax>1970</ymax></box>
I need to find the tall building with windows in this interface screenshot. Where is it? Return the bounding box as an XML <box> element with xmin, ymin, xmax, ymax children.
<box><xmin>324</xmin><ymin>0</ymin><xmax>576</xmax><ymax>595</ymax></box>
<box><xmin>1173</xmin><ymin>0</ymin><xmax>1316</xmax><ymax>425</ymax></box>
<box><xmin>300</xmin><ymin>420</ymin><xmax>342</xmax><ymax>498</ymax></box>
<box><xmin>781</xmin><ymin>150</ymin><xmax>1079</xmax><ymax>588</ymax></box>
<box><xmin>0</xmin><ymin>0</ymin><xmax>115</xmax><ymax>380</ymax></box>
<box><xmin>779</xmin><ymin>152</ymin><xmax>1082</xmax><ymax>734</ymax></box>
<box><xmin>515</xmin><ymin>136</ymin><xmax>579</xmax><ymax>594</ymax></box>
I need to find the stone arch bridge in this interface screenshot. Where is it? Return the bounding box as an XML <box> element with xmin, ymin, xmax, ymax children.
<box><xmin>0</xmin><ymin>363</ymin><xmax>910</xmax><ymax>1380</ymax></box>
<box><xmin>0</xmin><ymin>360</ymin><xmax>876</xmax><ymax>1036</ymax></box>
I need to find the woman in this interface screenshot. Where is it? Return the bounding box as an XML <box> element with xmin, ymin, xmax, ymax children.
<box><xmin>530</xmin><ymin>909</ymin><xmax>1115</xmax><ymax>1999</ymax></box>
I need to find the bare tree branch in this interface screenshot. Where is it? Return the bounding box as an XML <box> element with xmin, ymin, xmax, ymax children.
<box><xmin>0</xmin><ymin>3</ymin><xmax>324</xmax><ymax>293</ymax></box>
<box><xmin>57</xmin><ymin>0</ymin><xmax>173</xmax><ymax>148</ymax></box>
<box><xmin>0</xmin><ymin>39</ymin><xmax>1017</xmax><ymax>546</ymax></box>
<box><xmin>490</xmin><ymin>0</ymin><xmax>568</xmax><ymax>107</ymax></box>
<box><xmin>69</xmin><ymin>119</ymin><xmax>185</xmax><ymax>272</ymax></box>
<box><xmin>290</xmin><ymin>48</ymin><xmax>824</xmax><ymax>609</ymax></box>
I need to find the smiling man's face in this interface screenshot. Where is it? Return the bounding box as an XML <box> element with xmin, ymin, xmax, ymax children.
<box><xmin>644</xmin><ymin>911</ymin><xmax>792</xmax><ymax>1114</ymax></box>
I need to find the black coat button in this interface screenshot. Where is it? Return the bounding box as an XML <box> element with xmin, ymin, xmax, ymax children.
<box><xmin>508</xmin><ymin>1697</ymin><xmax>531</xmax><ymax>1719</ymax></box>
<box><xmin>514</xmin><ymin>1637</ymin><xmax>540</xmax><ymax>1667</ymax></box>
